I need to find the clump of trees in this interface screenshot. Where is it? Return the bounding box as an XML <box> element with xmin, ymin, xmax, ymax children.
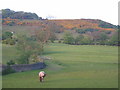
<box><xmin>63</xmin><ymin>32</ymin><xmax>74</xmax><ymax>44</ymax></box>
<box><xmin>108</xmin><ymin>30</ymin><xmax>119</xmax><ymax>46</ymax></box>
<box><xmin>16</xmin><ymin>22</ymin><xmax>56</xmax><ymax>64</ymax></box>
<box><xmin>63</xmin><ymin>29</ymin><xmax>119</xmax><ymax>46</ymax></box>
<box><xmin>63</xmin><ymin>32</ymin><xmax>92</xmax><ymax>45</ymax></box>
<box><xmin>2</xmin><ymin>9</ymin><xmax>42</xmax><ymax>20</ymax></box>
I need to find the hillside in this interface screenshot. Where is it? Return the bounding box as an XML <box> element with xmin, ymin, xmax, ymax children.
<box><xmin>2</xmin><ymin>9</ymin><xmax>119</xmax><ymax>45</ymax></box>
<box><xmin>2</xmin><ymin>18</ymin><xmax>117</xmax><ymax>32</ymax></box>
<box><xmin>49</xmin><ymin>19</ymin><xmax>117</xmax><ymax>31</ymax></box>
<box><xmin>1</xmin><ymin>9</ymin><xmax>117</xmax><ymax>32</ymax></box>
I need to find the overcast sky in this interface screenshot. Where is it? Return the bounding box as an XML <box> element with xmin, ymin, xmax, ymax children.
<box><xmin>0</xmin><ymin>0</ymin><xmax>119</xmax><ymax>25</ymax></box>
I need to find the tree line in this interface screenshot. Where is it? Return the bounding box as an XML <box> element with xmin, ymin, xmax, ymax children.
<box><xmin>63</xmin><ymin>29</ymin><xmax>119</xmax><ymax>46</ymax></box>
<box><xmin>2</xmin><ymin>9</ymin><xmax>43</xmax><ymax>20</ymax></box>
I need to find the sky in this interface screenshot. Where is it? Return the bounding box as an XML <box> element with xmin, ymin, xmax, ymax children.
<box><xmin>0</xmin><ymin>0</ymin><xmax>119</xmax><ymax>25</ymax></box>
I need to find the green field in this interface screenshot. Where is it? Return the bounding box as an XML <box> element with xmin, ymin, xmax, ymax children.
<box><xmin>2</xmin><ymin>44</ymin><xmax>20</xmax><ymax>64</ymax></box>
<box><xmin>2</xmin><ymin>43</ymin><xmax>118</xmax><ymax>88</ymax></box>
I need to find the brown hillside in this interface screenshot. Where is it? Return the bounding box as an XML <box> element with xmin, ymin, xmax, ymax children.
<box><xmin>2</xmin><ymin>18</ymin><xmax>116</xmax><ymax>31</ymax></box>
<box><xmin>49</xmin><ymin>19</ymin><xmax>115</xmax><ymax>31</ymax></box>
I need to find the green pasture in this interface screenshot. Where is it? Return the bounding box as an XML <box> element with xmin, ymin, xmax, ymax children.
<box><xmin>2</xmin><ymin>44</ymin><xmax>20</xmax><ymax>64</ymax></box>
<box><xmin>2</xmin><ymin>43</ymin><xmax>118</xmax><ymax>88</ymax></box>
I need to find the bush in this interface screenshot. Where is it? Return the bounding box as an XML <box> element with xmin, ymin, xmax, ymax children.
<box><xmin>2</xmin><ymin>40</ymin><xmax>8</xmax><ymax>44</ymax></box>
<box><xmin>2</xmin><ymin>38</ymin><xmax>16</xmax><ymax>45</ymax></box>
<box><xmin>2</xmin><ymin>31</ymin><xmax>13</xmax><ymax>40</ymax></box>
<box><xmin>9</xmin><ymin>39</ymin><xmax>16</xmax><ymax>45</ymax></box>
<box><xmin>58</xmin><ymin>40</ymin><xmax>61</xmax><ymax>43</ymax></box>
<box><xmin>7</xmin><ymin>60</ymin><xmax>15</xmax><ymax>66</ymax></box>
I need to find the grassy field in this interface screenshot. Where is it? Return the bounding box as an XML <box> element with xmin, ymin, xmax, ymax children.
<box><xmin>2</xmin><ymin>44</ymin><xmax>20</xmax><ymax>64</ymax></box>
<box><xmin>2</xmin><ymin>43</ymin><xmax>118</xmax><ymax>88</ymax></box>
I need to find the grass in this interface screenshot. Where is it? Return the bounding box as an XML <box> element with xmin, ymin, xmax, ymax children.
<box><xmin>2</xmin><ymin>43</ymin><xmax>118</xmax><ymax>88</ymax></box>
<box><xmin>2</xmin><ymin>44</ymin><xmax>20</xmax><ymax>64</ymax></box>
<box><xmin>2</xmin><ymin>26</ymin><xmax>33</xmax><ymax>36</ymax></box>
<box><xmin>0</xmin><ymin>43</ymin><xmax>2</xmax><ymax>89</ymax></box>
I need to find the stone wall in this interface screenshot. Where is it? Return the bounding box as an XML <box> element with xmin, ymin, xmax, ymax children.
<box><xmin>1</xmin><ymin>62</ymin><xmax>46</xmax><ymax>72</ymax></box>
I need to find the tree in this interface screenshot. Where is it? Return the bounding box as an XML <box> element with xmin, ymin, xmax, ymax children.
<box><xmin>109</xmin><ymin>31</ymin><xmax>118</xmax><ymax>46</ymax></box>
<box><xmin>16</xmin><ymin>25</ymin><xmax>50</xmax><ymax>64</ymax></box>
<box><xmin>82</xmin><ymin>35</ymin><xmax>92</xmax><ymax>45</ymax></box>
<box><xmin>2</xmin><ymin>9</ymin><xmax>40</xmax><ymax>20</ymax></box>
<box><xmin>63</xmin><ymin>32</ymin><xmax>74</xmax><ymax>44</ymax></box>
<box><xmin>2</xmin><ymin>9</ymin><xmax>14</xmax><ymax>18</ymax></box>
<box><xmin>74</xmin><ymin>35</ymin><xmax>84</xmax><ymax>45</ymax></box>
<box><xmin>17</xmin><ymin>52</ymin><xmax>31</xmax><ymax>64</ymax></box>
<box><xmin>91</xmin><ymin>31</ymin><xmax>101</xmax><ymax>45</ymax></box>
<box><xmin>99</xmin><ymin>32</ymin><xmax>108</xmax><ymax>45</ymax></box>
<box><xmin>49</xmin><ymin>32</ymin><xmax>56</xmax><ymax>43</ymax></box>
<box><xmin>2</xmin><ymin>31</ymin><xmax>13</xmax><ymax>40</ymax></box>
<box><xmin>99</xmin><ymin>32</ymin><xmax>108</xmax><ymax>41</ymax></box>
<box><xmin>16</xmin><ymin>35</ymin><xmax>32</xmax><ymax>64</ymax></box>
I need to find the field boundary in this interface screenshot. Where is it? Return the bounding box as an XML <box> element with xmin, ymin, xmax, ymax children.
<box><xmin>1</xmin><ymin>62</ymin><xmax>46</xmax><ymax>72</ymax></box>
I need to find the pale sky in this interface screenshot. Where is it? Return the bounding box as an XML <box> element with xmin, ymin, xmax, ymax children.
<box><xmin>0</xmin><ymin>0</ymin><xmax>119</xmax><ymax>25</ymax></box>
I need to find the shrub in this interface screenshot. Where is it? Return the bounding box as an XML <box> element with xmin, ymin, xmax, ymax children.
<box><xmin>58</xmin><ymin>40</ymin><xmax>61</xmax><ymax>43</ymax></box>
<box><xmin>2</xmin><ymin>31</ymin><xmax>13</xmax><ymax>40</ymax></box>
<box><xmin>2</xmin><ymin>38</ymin><xmax>16</xmax><ymax>45</ymax></box>
<box><xmin>9</xmin><ymin>39</ymin><xmax>16</xmax><ymax>45</ymax></box>
<box><xmin>2</xmin><ymin>40</ymin><xmax>8</xmax><ymax>44</ymax></box>
<box><xmin>7</xmin><ymin>60</ymin><xmax>15</xmax><ymax>66</ymax></box>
